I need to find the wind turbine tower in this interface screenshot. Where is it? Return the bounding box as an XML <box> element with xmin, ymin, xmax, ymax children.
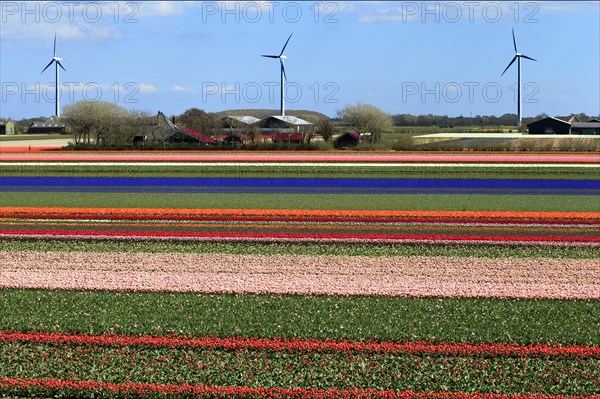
<box><xmin>501</xmin><ymin>29</ymin><xmax>537</xmax><ymax>127</ymax></box>
<box><xmin>262</xmin><ymin>33</ymin><xmax>292</xmax><ymax>117</ymax></box>
<box><xmin>41</xmin><ymin>33</ymin><xmax>66</xmax><ymax>117</ymax></box>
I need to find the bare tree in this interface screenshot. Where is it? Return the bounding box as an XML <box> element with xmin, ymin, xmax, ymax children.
<box><xmin>314</xmin><ymin>117</ymin><xmax>335</xmax><ymax>142</ymax></box>
<box><xmin>336</xmin><ymin>103</ymin><xmax>392</xmax><ymax>144</ymax></box>
<box><xmin>178</xmin><ymin>108</ymin><xmax>219</xmax><ymax>136</ymax></box>
<box><xmin>244</xmin><ymin>123</ymin><xmax>260</xmax><ymax>143</ymax></box>
<box><xmin>62</xmin><ymin>101</ymin><xmax>130</xmax><ymax>146</ymax></box>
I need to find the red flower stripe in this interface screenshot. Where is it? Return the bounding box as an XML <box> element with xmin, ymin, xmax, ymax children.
<box><xmin>1</xmin><ymin>378</ymin><xmax>599</xmax><ymax>399</ymax></box>
<box><xmin>1</xmin><ymin>331</ymin><xmax>598</xmax><ymax>358</ymax></box>
<box><xmin>2</xmin><ymin>207</ymin><xmax>599</xmax><ymax>221</ymax></box>
<box><xmin>4</xmin><ymin>213</ymin><xmax>599</xmax><ymax>226</ymax></box>
<box><xmin>1</xmin><ymin>229</ymin><xmax>598</xmax><ymax>243</ymax></box>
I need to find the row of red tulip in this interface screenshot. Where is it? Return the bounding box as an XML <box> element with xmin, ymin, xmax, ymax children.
<box><xmin>2</xmin><ymin>228</ymin><xmax>598</xmax><ymax>245</ymax></box>
<box><xmin>3</xmin><ymin>207</ymin><xmax>599</xmax><ymax>221</ymax></box>
<box><xmin>2</xmin><ymin>331</ymin><xmax>597</xmax><ymax>358</ymax></box>
<box><xmin>2</xmin><ymin>377</ymin><xmax>599</xmax><ymax>399</ymax></box>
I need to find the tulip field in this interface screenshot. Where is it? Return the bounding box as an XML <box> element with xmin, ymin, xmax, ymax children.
<box><xmin>0</xmin><ymin>151</ymin><xmax>599</xmax><ymax>398</ymax></box>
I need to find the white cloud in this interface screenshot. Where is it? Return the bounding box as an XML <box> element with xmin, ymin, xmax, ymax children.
<box><xmin>137</xmin><ymin>1</ymin><xmax>185</xmax><ymax>16</ymax></box>
<box><xmin>137</xmin><ymin>83</ymin><xmax>159</xmax><ymax>93</ymax></box>
<box><xmin>537</xmin><ymin>1</ymin><xmax>599</xmax><ymax>12</ymax></box>
<box><xmin>171</xmin><ymin>85</ymin><xmax>195</xmax><ymax>93</ymax></box>
<box><xmin>352</xmin><ymin>1</ymin><xmax>597</xmax><ymax>24</ymax></box>
<box><xmin>336</xmin><ymin>3</ymin><xmax>357</xmax><ymax>13</ymax></box>
<box><xmin>1</xmin><ymin>21</ymin><xmax>123</xmax><ymax>45</ymax></box>
<box><xmin>358</xmin><ymin>5</ymin><xmax>419</xmax><ymax>24</ymax></box>
<box><xmin>88</xmin><ymin>26</ymin><xmax>123</xmax><ymax>40</ymax></box>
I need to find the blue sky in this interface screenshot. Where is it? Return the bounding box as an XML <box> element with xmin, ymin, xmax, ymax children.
<box><xmin>1</xmin><ymin>1</ymin><xmax>599</xmax><ymax>119</ymax></box>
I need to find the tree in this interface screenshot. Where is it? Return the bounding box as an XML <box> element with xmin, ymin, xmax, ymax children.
<box><xmin>62</xmin><ymin>101</ymin><xmax>130</xmax><ymax>145</ymax></box>
<box><xmin>314</xmin><ymin>117</ymin><xmax>335</xmax><ymax>142</ymax></box>
<box><xmin>244</xmin><ymin>123</ymin><xmax>260</xmax><ymax>143</ymax></box>
<box><xmin>336</xmin><ymin>103</ymin><xmax>392</xmax><ymax>143</ymax></box>
<box><xmin>178</xmin><ymin>108</ymin><xmax>218</xmax><ymax>136</ymax></box>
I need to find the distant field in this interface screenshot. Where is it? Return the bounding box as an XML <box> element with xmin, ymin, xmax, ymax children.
<box><xmin>0</xmin><ymin>134</ymin><xmax>68</xmax><ymax>141</ymax></box>
<box><xmin>4</xmin><ymin>238</ymin><xmax>598</xmax><ymax>259</ymax></box>
<box><xmin>1</xmin><ymin>152</ymin><xmax>598</xmax><ymax>399</ymax></box>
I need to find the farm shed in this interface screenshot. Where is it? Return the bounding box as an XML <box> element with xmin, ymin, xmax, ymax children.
<box><xmin>334</xmin><ymin>131</ymin><xmax>361</xmax><ymax>149</ymax></box>
<box><xmin>260</xmin><ymin>115</ymin><xmax>312</xmax><ymax>132</ymax></box>
<box><xmin>571</xmin><ymin>122</ymin><xmax>600</xmax><ymax>135</ymax></box>
<box><xmin>0</xmin><ymin>119</ymin><xmax>15</xmax><ymax>135</ymax></box>
<box><xmin>28</xmin><ymin>116</ymin><xmax>66</xmax><ymax>134</ymax></box>
<box><xmin>221</xmin><ymin>116</ymin><xmax>260</xmax><ymax>140</ymax></box>
<box><xmin>223</xmin><ymin>115</ymin><xmax>261</xmax><ymax>127</ymax></box>
<box><xmin>527</xmin><ymin>117</ymin><xmax>600</xmax><ymax>135</ymax></box>
<box><xmin>527</xmin><ymin>117</ymin><xmax>571</xmax><ymax>135</ymax></box>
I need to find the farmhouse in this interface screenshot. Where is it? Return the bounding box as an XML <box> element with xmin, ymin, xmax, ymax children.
<box><xmin>0</xmin><ymin>119</ymin><xmax>15</xmax><ymax>135</ymax></box>
<box><xmin>179</xmin><ymin>129</ymin><xmax>217</xmax><ymax>144</ymax></box>
<box><xmin>28</xmin><ymin>116</ymin><xmax>66</xmax><ymax>134</ymax></box>
<box><xmin>334</xmin><ymin>131</ymin><xmax>361</xmax><ymax>149</ymax></box>
<box><xmin>527</xmin><ymin>117</ymin><xmax>600</xmax><ymax>135</ymax></box>
<box><xmin>163</xmin><ymin>128</ymin><xmax>218</xmax><ymax>145</ymax></box>
<box><xmin>133</xmin><ymin>111</ymin><xmax>180</xmax><ymax>144</ymax></box>
<box><xmin>273</xmin><ymin>132</ymin><xmax>303</xmax><ymax>144</ymax></box>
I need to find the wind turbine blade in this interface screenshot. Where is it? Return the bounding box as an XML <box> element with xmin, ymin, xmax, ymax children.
<box><xmin>279</xmin><ymin>33</ymin><xmax>292</xmax><ymax>56</ymax></box>
<box><xmin>261</xmin><ymin>55</ymin><xmax>279</xmax><ymax>58</ymax></box>
<box><xmin>512</xmin><ymin>28</ymin><xmax>517</xmax><ymax>53</ymax></box>
<box><xmin>57</xmin><ymin>60</ymin><xmax>66</xmax><ymax>71</ymax></box>
<box><xmin>521</xmin><ymin>54</ymin><xmax>537</xmax><ymax>62</ymax></box>
<box><xmin>281</xmin><ymin>60</ymin><xmax>287</xmax><ymax>82</ymax></box>
<box><xmin>41</xmin><ymin>59</ymin><xmax>54</xmax><ymax>73</ymax></box>
<box><xmin>53</xmin><ymin>33</ymin><xmax>57</xmax><ymax>57</ymax></box>
<box><xmin>501</xmin><ymin>56</ymin><xmax>517</xmax><ymax>76</ymax></box>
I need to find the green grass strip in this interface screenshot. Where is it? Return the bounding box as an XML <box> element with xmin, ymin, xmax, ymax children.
<box><xmin>2</xmin><ymin>164</ymin><xmax>598</xmax><ymax>180</ymax></box>
<box><xmin>2</xmin><ymin>343</ymin><xmax>597</xmax><ymax>395</ymax></box>
<box><xmin>1</xmin><ymin>290</ymin><xmax>598</xmax><ymax>345</ymax></box>
<box><xmin>2</xmin><ymin>238</ymin><xmax>598</xmax><ymax>259</ymax></box>
<box><xmin>2</xmin><ymin>192</ymin><xmax>599</xmax><ymax>212</ymax></box>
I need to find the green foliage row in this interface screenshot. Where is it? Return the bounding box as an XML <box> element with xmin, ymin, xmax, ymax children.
<box><xmin>1</xmin><ymin>289</ymin><xmax>598</xmax><ymax>345</ymax></box>
<box><xmin>2</xmin><ymin>192</ymin><xmax>599</xmax><ymax>212</ymax></box>
<box><xmin>3</xmin><ymin>238</ymin><xmax>597</xmax><ymax>259</ymax></box>
<box><xmin>6</xmin><ymin>218</ymin><xmax>594</xmax><ymax>241</ymax></box>
<box><xmin>2</xmin><ymin>342</ymin><xmax>597</xmax><ymax>395</ymax></box>
<box><xmin>2</xmin><ymin>163</ymin><xmax>598</xmax><ymax>180</ymax></box>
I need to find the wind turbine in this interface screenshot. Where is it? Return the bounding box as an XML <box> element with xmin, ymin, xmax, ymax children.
<box><xmin>41</xmin><ymin>33</ymin><xmax>66</xmax><ymax>117</ymax></box>
<box><xmin>262</xmin><ymin>33</ymin><xmax>292</xmax><ymax>117</ymax></box>
<box><xmin>501</xmin><ymin>28</ymin><xmax>537</xmax><ymax>127</ymax></box>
